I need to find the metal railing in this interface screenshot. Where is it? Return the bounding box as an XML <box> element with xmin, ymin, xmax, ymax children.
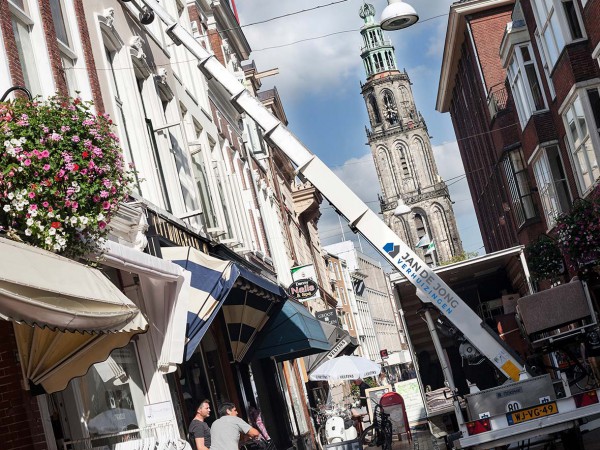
<box><xmin>487</xmin><ymin>83</ymin><xmax>509</xmax><ymax>119</ymax></box>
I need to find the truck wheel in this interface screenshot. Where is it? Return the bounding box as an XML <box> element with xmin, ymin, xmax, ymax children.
<box><xmin>560</xmin><ymin>428</ymin><xmax>584</xmax><ymax>450</ymax></box>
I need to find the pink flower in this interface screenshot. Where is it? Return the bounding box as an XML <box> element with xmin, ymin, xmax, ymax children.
<box><xmin>100</xmin><ymin>190</ymin><xmax>109</xmax><ymax>198</ymax></box>
<box><xmin>43</xmin><ymin>164</ymin><xmax>51</xmax><ymax>171</ymax></box>
<box><xmin>98</xmin><ymin>221</ymin><xmax>107</xmax><ymax>230</ymax></box>
<box><xmin>29</xmin><ymin>204</ymin><xmax>38</xmax><ymax>211</ymax></box>
<box><xmin>41</xmin><ymin>150</ymin><xmax>49</xmax><ymax>158</ymax></box>
<box><xmin>72</xmin><ymin>135</ymin><xmax>80</xmax><ymax>143</ymax></box>
<box><xmin>102</xmin><ymin>201</ymin><xmax>111</xmax><ymax>210</ymax></box>
<box><xmin>42</xmin><ymin>201</ymin><xmax>49</xmax><ymax>208</ymax></box>
<box><xmin>50</xmin><ymin>133</ymin><xmax>62</xmax><ymax>141</ymax></box>
<box><xmin>23</xmin><ymin>159</ymin><xmax>31</xmax><ymax>166</ymax></box>
<box><xmin>82</xmin><ymin>119</ymin><xmax>94</xmax><ymax>126</ymax></box>
<box><xmin>28</xmin><ymin>192</ymin><xmax>35</xmax><ymax>199</ymax></box>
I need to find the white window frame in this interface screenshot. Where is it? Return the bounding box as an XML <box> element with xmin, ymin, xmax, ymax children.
<box><xmin>50</xmin><ymin>0</ymin><xmax>92</xmax><ymax>100</ymax></box>
<box><xmin>593</xmin><ymin>42</ymin><xmax>600</xmax><ymax>70</ymax></box>
<box><xmin>530</xmin><ymin>144</ymin><xmax>572</xmax><ymax>230</ymax></box>
<box><xmin>561</xmin><ymin>83</ymin><xmax>600</xmax><ymax>195</ymax></box>
<box><xmin>507</xmin><ymin>43</ymin><xmax>547</xmax><ymax>129</ymax></box>
<box><xmin>531</xmin><ymin>0</ymin><xmax>585</xmax><ymax>70</ymax></box>
<box><xmin>503</xmin><ymin>148</ymin><xmax>537</xmax><ymax>227</ymax></box>
<box><xmin>8</xmin><ymin>0</ymin><xmax>53</xmax><ymax>97</ymax></box>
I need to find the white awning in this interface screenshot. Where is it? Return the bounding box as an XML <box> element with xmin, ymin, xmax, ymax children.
<box><xmin>100</xmin><ymin>240</ymin><xmax>190</xmax><ymax>373</ymax></box>
<box><xmin>0</xmin><ymin>238</ymin><xmax>147</xmax><ymax>332</ymax></box>
<box><xmin>0</xmin><ymin>237</ymin><xmax>149</xmax><ymax>393</ymax></box>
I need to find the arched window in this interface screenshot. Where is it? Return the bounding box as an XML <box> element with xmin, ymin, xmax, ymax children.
<box><xmin>413</xmin><ymin>137</ymin><xmax>435</xmax><ymax>184</ymax></box>
<box><xmin>414</xmin><ymin>212</ymin><xmax>436</xmax><ymax>265</ymax></box>
<box><xmin>398</xmin><ymin>147</ymin><xmax>410</xmax><ymax>176</ymax></box>
<box><xmin>377</xmin><ymin>147</ymin><xmax>399</xmax><ymax>196</ymax></box>
<box><xmin>369</xmin><ymin>95</ymin><xmax>381</xmax><ymax>124</ymax></box>
<box><xmin>382</xmin><ymin>90</ymin><xmax>399</xmax><ymax>125</ymax></box>
<box><xmin>432</xmin><ymin>203</ymin><xmax>453</xmax><ymax>255</ymax></box>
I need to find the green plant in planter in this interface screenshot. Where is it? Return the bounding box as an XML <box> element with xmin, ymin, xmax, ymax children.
<box><xmin>555</xmin><ymin>185</ymin><xmax>600</xmax><ymax>272</ymax></box>
<box><xmin>525</xmin><ymin>234</ymin><xmax>564</xmax><ymax>281</ymax></box>
<box><xmin>0</xmin><ymin>95</ymin><xmax>135</xmax><ymax>258</ymax></box>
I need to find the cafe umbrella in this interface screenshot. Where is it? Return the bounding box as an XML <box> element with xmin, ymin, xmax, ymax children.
<box><xmin>309</xmin><ymin>355</ymin><xmax>381</xmax><ymax>382</ymax></box>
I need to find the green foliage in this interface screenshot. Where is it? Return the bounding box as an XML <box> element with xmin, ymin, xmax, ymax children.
<box><xmin>439</xmin><ymin>251</ymin><xmax>479</xmax><ymax>266</ymax></box>
<box><xmin>349</xmin><ymin>377</ymin><xmax>377</xmax><ymax>399</ymax></box>
<box><xmin>525</xmin><ymin>235</ymin><xmax>564</xmax><ymax>281</ymax></box>
<box><xmin>555</xmin><ymin>186</ymin><xmax>600</xmax><ymax>271</ymax></box>
<box><xmin>0</xmin><ymin>95</ymin><xmax>135</xmax><ymax>258</ymax></box>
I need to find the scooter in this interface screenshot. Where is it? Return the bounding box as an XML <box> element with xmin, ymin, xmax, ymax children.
<box><xmin>324</xmin><ymin>412</ymin><xmax>358</xmax><ymax>444</ymax></box>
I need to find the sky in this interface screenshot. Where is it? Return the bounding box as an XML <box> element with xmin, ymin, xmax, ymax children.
<box><xmin>234</xmin><ymin>0</ymin><xmax>485</xmax><ymax>267</ymax></box>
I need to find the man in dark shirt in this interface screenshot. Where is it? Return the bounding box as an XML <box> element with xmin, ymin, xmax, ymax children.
<box><xmin>189</xmin><ymin>399</ymin><xmax>211</xmax><ymax>450</ymax></box>
<box><xmin>354</xmin><ymin>378</ymin><xmax>370</xmax><ymax>407</ymax></box>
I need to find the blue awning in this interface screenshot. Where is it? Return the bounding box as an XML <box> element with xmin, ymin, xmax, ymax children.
<box><xmin>252</xmin><ymin>300</ymin><xmax>331</xmax><ymax>361</ymax></box>
<box><xmin>161</xmin><ymin>246</ymin><xmax>286</xmax><ymax>361</ymax></box>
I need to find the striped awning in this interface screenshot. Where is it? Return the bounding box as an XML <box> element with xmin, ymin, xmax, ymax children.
<box><xmin>162</xmin><ymin>246</ymin><xmax>286</xmax><ymax>362</ymax></box>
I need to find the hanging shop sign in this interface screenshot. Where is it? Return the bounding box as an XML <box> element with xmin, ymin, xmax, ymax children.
<box><xmin>290</xmin><ymin>264</ymin><xmax>320</xmax><ymax>301</ymax></box>
<box><xmin>288</xmin><ymin>279</ymin><xmax>319</xmax><ymax>302</ymax></box>
<box><xmin>316</xmin><ymin>309</ymin><xmax>339</xmax><ymax>326</ymax></box>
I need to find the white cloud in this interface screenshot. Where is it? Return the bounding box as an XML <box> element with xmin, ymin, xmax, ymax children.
<box><xmin>236</xmin><ymin>0</ymin><xmax>454</xmax><ymax>101</ymax></box>
<box><xmin>317</xmin><ymin>142</ymin><xmax>484</xmax><ymax>257</ymax></box>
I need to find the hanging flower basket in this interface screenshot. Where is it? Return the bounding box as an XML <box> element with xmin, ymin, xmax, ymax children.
<box><xmin>555</xmin><ymin>185</ymin><xmax>600</xmax><ymax>273</ymax></box>
<box><xmin>0</xmin><ymin>95</ymin><xmax>135</xmax><ymax>258</ymax></box>
<box><xmin>525</xmin><ymin>234</ymin><xmax>564</xmax><ymax>281</ymax></box>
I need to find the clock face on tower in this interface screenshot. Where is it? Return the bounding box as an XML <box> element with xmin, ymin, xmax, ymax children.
<box><xmin>383</xmin><ymin>92</ymin><xmax>399</xmax><ymax>125</ymax></box>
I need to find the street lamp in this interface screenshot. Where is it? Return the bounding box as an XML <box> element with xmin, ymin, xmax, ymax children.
<box><xmin>393</xmin><ymin>199</ymin><xmax>411</xmax><ymax>216</ymax></box>
<box><xmin>380</xmin><ymin>0</ymin><xmax>419</xmax><ymax>31</ymax></box>
<box><xmin>0</xmin><ymin>86</ymin><xmax>32</xmax><ymax>102</ymax></box>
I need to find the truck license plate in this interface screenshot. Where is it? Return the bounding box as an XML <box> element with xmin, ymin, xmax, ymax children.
<box><xmin>506</xmin><ymin>402</ymin><xmax>558</xmax><ymax>425</ymax></box>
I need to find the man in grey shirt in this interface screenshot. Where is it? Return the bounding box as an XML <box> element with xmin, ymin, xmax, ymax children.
<box><xmin>211</xmin><ymin>402</ymin><xmax>260</xmax><ymax>450</ymax></box>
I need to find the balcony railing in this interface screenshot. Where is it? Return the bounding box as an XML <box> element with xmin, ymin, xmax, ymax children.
<box><xmin>361</xmin><ymin>38</ymin><xmax>392</xmax><ymax>52</ymax></box>
<box><xmin>487</xmin><ymin>83</ymin><xmax>509</xmax><ymax>119</ymax></box>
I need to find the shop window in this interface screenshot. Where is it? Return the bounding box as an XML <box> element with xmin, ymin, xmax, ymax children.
<box><xmin>563</xmin><ymin>87</ymin><xmax>600</xmax><ymax>194</ymax></box>
<box><xmin>52</xmin><ymin>343</ymin><xmax>146</xmax><ymax>448</ymax></box>
<box><xmin>532</xmin><ymin>145</ymin><xmax>571</xmax><ymax>229</ymax></box>
<box><xmin>503</xmin><ymin>148</ymin><xmax>537</xmax><ymax>226</ymax></box>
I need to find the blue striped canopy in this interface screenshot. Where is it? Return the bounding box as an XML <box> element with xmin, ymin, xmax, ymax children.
<box><xmin>162</xmin><ymin>246</ymin><xmax>286</xmax><ymax>361</ymax></box>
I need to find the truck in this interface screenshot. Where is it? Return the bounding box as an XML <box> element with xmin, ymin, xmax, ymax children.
<box><xmin>124</xmin><ymin>1</ymin><xmax>600</xmax><ymax>447</ymax></box>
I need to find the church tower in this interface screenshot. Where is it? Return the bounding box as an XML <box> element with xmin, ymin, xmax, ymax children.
<box><xmin>359</xmin><ymin>3</ymin><xmax>463</xmax><ymax>265</ymax></box>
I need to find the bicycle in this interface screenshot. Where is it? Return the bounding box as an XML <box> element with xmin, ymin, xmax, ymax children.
<box><xmin>572</xmin><ymin>359</ymin><xmax>599</xmax><ymax>391</ymax></box>
<box><xmin>359</xmin><ymin>403</ymin><xmax>392</xmax><ymax>450</ymax></box>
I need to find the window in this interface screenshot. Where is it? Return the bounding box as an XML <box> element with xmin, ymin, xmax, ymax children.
<box><xmin>369</xmin><ymin>95</ymin><xmax>381</xmax><ymax>124</ymax></box>
<box><xmin>105</xmin><ymin>46</ymin><xmax>141</xmax><ymax>194</ymax></box>
<box><xmin>532</xmin><ymin>145</ymin><xmax>571</xmax><ymax>228</ymax></box>
<box><xmin>531</xmin><ymin>0</ymin><xmax>584</xmax><ymax>69</ymax></box>
<box><xmin>508</xmin><ymin>43</ymin><xmax>546</xmax><ymax>128</ymax></box>
<box><xmin>10</xmin><ymin>1</ymin><xmax>41</xmax><ymax>95</ymax></box>
<box><xmin>562</xmin><ymin>87</ymin><xmax>600</xmax><ymax>193</ymax></box>
<box><xmin>49</xmin><ymin>0</ymin><xmax>79</xmax><ymax>96</ymax></box>
<box><xmin>503</xmin><ymin>148</ymin><xmax>536</xmax><ymax>226</ymax></box>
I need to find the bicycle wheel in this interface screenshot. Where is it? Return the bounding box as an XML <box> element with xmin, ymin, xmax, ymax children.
<box><xmin>381</xmin><ymin>420</ymin><xmax>393</xmax><ymax>450</ymax></box>
<box><xmin>360</xmin><ymin>424</ymin><xmax>379</xmax><ymax>447</ymax></box>
<box><xmin>316</xmin><ymin>425</ymin><xmax>326</xmax><ymax>450</ymax></box>
<box><xmin>574</xmin><ymin>363</ymin><xmax>595</xmax><ymax>391</ymax></box>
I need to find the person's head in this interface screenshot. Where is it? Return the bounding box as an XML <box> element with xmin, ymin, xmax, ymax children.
<box><xmin>219</xmin><ymin>401</ymin><xmax>238</xmax><ymax>417</ymax></box>
<box><xmin>196</xmin><ymin>399</ymin><xmax>211</xmax><ymax>419</ymax></box>
<box><xmin>354</xmin><ymin>378</ymin><xmax>363</xmax><ymax>386</ymax></box>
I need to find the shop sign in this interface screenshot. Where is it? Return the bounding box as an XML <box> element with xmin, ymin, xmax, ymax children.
<box><xmin>288</xmin><ymin>279</ymin><xmax>318</xmax><ymax>301</ymax></box>
<box><xmin>380</xmin><ymin>349</ymin><xmax>389</xmax><ymax>359</ymax></box>
<box><xmin>290</xmin><ymin>264</ymin><xmax>320</xmax><ymax>301</ymax></box>
<box><xmin>325</xmin><ymin>336</ymin><xmax>350</xmax><ymax>360</ymax></box>
<box><xmin>316</xmin><ymin>309</ymin><xmax>338</xmax><ymax>326</ymax></box>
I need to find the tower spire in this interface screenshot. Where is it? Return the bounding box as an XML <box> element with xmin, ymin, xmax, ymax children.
<box><xmin>359</xmin><ymin>3</ymin><xmax>398</xmax><ymax>79</ymax></box>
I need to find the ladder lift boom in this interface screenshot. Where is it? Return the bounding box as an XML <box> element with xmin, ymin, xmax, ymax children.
<box><xmin>133</xmin><ymin>0</ymin><xmax>527</xmax><ymax>382</ymax></box>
